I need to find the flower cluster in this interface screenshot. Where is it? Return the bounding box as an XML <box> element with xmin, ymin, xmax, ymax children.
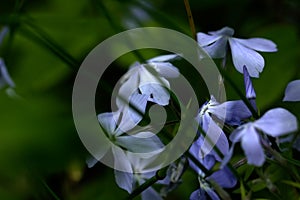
<box><xmin>89</xmin><ymin>27</ymin><xmax>299</xmax><ymax>199</ymax></box>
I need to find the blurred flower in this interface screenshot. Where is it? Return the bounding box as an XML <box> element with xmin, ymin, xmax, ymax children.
<box><xmin>197</xmin><ymin>26</ymin><xmax>277</xmax><ymax>77</ymax></box>
<box><xmin>0</xmin><ymin>58</ymin><xmax>15</xmax><ymax>89</ymax></box>
<box><xmin>118</xmin><ymin>54</ymin><xmax>179</xmax><ymax>107</ymax></box>
<box><xmin>283</xmin><ymin>80</ymin><xmax>300</xmax><ymax>102</ymax></box>
<box><xmin>0</xmin><ymin>26</ymin><xmax>9</xmax><ymax>44</ymax></box>
<box><xmin>0</xmin><ymin>27</ymin><xmax>15</xmax><ymax>90</ymax></box>
<box><xmin>225</xmin><ymin>108</ymin><xmax>298</xmax><ymax>166</ymax></box>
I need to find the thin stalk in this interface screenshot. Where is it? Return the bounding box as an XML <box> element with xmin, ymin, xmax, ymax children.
<box><xmin>41</xmin><ymin>179</ymin><xmax>61</xmax><ymax>200</ymax></box>
<box><xmin>183</xmin><ymin>0</ymin><xmax>196</xmax><ymax>40</ymax></box>
<box><xmin>126</xmin><ymin>167</ymin><xmax>168</xmax><ymax>200</ymax></box>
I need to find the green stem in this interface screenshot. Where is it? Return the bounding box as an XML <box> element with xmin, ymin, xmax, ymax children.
<box><xmin>126</xmin><ymin>167</ymin><xmax>168</xmax><ymax>200</ymax></box>
<box><xmin>41</xmin><ymin>179</ymin><xmax>61</xmax><ymax>200</ymax></box>
<box><xmin>183</xmin><ymin>0</ymin><xmax>196</xmax><ymax>40</ymax></box>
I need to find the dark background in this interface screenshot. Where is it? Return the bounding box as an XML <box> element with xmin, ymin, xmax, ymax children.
<box><xmin>0</xmin><ymin>0</ymin><xmax>299</xmax><ymax>199</ymax></box>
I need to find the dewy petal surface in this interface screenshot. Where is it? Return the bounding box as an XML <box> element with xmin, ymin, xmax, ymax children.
<box><xmin>283</xmin><ymin>80</ymin><xmax>300</xmax><ymax>102</ymax></box>
<box><xmin>229</xmin><ymin>38</ymin><xmax>265</xmax><ymax>77</ymax></box>
<box><xmin>254</xmin><ymin>108</ymin><xmax>298</xmax><ymax>137</ymax></box>
<box><xmin>233</xmin><ymin>38</ymin><xmax>277</xmax><ymax>52</ymax></box>
<box><xmin>240</xmin><ymin>125</ymin><xmax>265</xmax><ymax>166</ymax></box>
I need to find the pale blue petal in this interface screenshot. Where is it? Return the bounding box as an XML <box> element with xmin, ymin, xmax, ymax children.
<box><xmin>112</xmin><ymin>146</ymin><xmax>133</xmax><ymax>172</ymax></box>
<box><xmin>147</xmin><ymin>54</ymin><xmax>178</xmax><ymax>62</ymax></box>
<box><xmin>114</xmin><ymin>170</ymin><xmax>134</xmax><ymax>193</ymax></box>
<box><xmin>150</xmin><ymin>62</ymin><xmax>180</xmax><ymax>78</ymax></box>
<box><xmin>208</xmin><ymin>26</ymin><xmax>234</xmax><ymax>36</ymax></box>
<box><xmin>115</xmin><ymin>93</ymin><xmax>148</xmax><ymax>134</ymax></box>
<box><xmin>201</xmin><ymin>113</ymin><xmax>229</xmax><ymax>160</ymax></box>
<box><xmin>283</xmin><ymin>80</ymin><xmax>300</xmax><ymax>102</ymax></box>
<box><xmin>208</xmin><ymin>167</ymin><xmax>237</xmax><ymax>188</ymax></box>
<box><xmin>243</xmin><ymin>66</ymin><xmax>256</xmax><ymax>99</ymax></box>
<box><xmin>116</xmin><ymin>131</ymin><xmax>164</xmax><ymax>153</ymax></box>
<box><xmin>197</xmin><ymin>32</ymin><xmax>221</xmax><ymax>46</ymax></box>
<box><xmin>255</xmin><ymin>108</ymin><xmax>298</xmax><ymax>137</ymax></box>
<box><xmin>202</xmin><ymin>37</ymin><xmax>228</xmax><ymax>58</ymax></box>
<box><xmin>190</xmin><ymin>189</ymin><xmax>207</xmax><ymax>200</ymax></box>
<box><xmin>210</xmin><ymin>100</ymin><xmax>252</xmax><ymax>125</ymax></box>
<box><xmin>188</xmin><ymin>140</ymin><xmax>203</xmax><ymax>174</ymax></box>
<box><xmin>97</xmin><ymin>112</ymin><xmax>117</xmax><ymax>134</ymax></box>
<box><xmin>233</xmin><ymin>38</ymin><xmax>277</xmax><ymax>52</ymax></box>
<box><xmin>229</xmin><ymin>38</ymin><xmax>265</xmax><ymax>78</ymax></box>
<box><xmin>86</xmin><ymin>156</ymin><xmax>98</xmax><ymax>168</ymax></box>
<box><xmin>229</xmin><ymin>126</ymin><xmax>246</xmax><ymax>143</ymax></box>
<box><xmin>141</xmin><ymin>187</ymin><xmax>163</xmax><ymax>200</ymax></box>
<box><xmin>139</xmin><ymin>83</ymin><xmax>170</xmax><ymax>106</ymax></box>
<box><xmin>117</xmin><ymin>72</ymin><xmax>140</xmax><ymax>108</ymax></box>
<box><xmin>220</xmin><ymin>143</ymin><xmax>235</xmax><ymax>169</ymax></box>
<box><xmin>206</xmin><ymin>189</ymin><xmax>221</xmax><ymax>200</ymax></box>
<box><xmin>202</xmin><ymin>155</ymin><xmax>216</xmax><ymax>170</ymax></box>
<box><xmin>240</xmin><ymin>125</ymin><xmax>265</xmax><ymax>166</ymax></box>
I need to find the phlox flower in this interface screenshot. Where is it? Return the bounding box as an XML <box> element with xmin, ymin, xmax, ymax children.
<box><xmin>196</xmin><ymin>95</ymin><xmax>251</xmax><ymax>159</ymax></box>
<box><xmin>225</xmin><ymin>108</ymin><xmax>298</xmax><ymax>167</ymax></box>
<box><xmin>114</xmin><ymin>151</ymin><xmax>170</xmax><ymax>200</ymax></box>
<box><xmin>189</xmin><ymin>136</ymin><xmax>237</xmax><ymax>200</ymax></box>
<box><xmin>117</xmin><ymin>54</ymin><xmax>179</xmax><ymax>107</ymax></box>
<box><xmin>283</xmin><ymin>80</ymin><xmax>300</xmax><ymax>102</ymax></box>
<box><xmin>197</xmin><ymin>26</ymin><xmax>277</xmax><ymax>77</ymax></box>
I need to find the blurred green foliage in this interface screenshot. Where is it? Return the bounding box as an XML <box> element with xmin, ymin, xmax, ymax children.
<box><xmin>0</xmin><ymin>0</ymin><xmax>300</xmax><ymax>199</ymax></box>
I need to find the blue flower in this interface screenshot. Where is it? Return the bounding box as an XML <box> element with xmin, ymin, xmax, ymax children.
<box><xmin>224</xmin><ymin>108</ymin><xmax>298</xmax><ymax>166</ymax></box>
<box><xmin>114</xmin><ymin>151</ymin><xmax>170</xmax><ymax>200</ymax></box>
<box><xmin>243</xmin><ymin>65</ymin><xmax>257</xmax><ymax>111</ymax></box>
<box><xmin>195</xmin><ymin>95</ymin><xmax>251</xmax><ymax>159</ymax></box>
<box><xmin>189</xmin><ymin>166</ymin><xmax>237</xmax><ymax>200</ymax></box>
<box><xmin>118</xmin><ymin>54</ymin><xmax>179</xmax><ymax>107</ymax></box>
<box><xmin>283</xmin><ymin>80</ymin><xmax>300</xmax><ymax>102</ymax></box>
<box><xmin>197</xmin><ymin>26</ymin><xmax>277</xmax><ymax>77</ymax></box>
<box><xmin>189</xmin><ymin>139</ymin><xmax>237</xmax><ymax>200</ymax></box>
<box><xmin>87</xmin><ymin>92</ymin><xmax>164</xmax><ymax>168</ymax></box>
